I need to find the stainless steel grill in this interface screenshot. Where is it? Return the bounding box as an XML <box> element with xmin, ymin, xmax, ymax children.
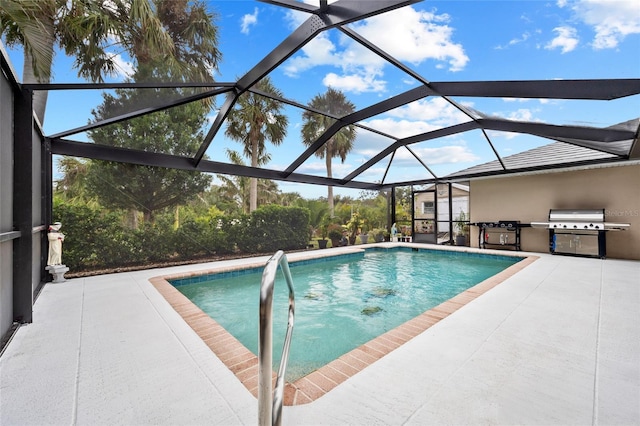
<box><xmin>531</xmin><ymin>209</ymin><xmax>630</xmax><ymax>258</ymax></box>
<box><xmin>531</xmin><ymin>209</ymin><xmax>630</xmax><ymax>231</ymax></box>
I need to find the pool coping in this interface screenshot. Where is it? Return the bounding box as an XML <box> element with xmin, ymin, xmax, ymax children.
<box><xmin>149</xmin><ymin>245</ymin><xmax>539</xmax><ymax>406</ymax></box>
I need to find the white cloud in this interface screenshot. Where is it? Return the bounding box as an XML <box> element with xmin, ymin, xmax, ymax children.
<box><xmin>486</xmin><ymin>107</ymin><xmax>542</xmax><ymax>139</ymax></box>
<box><xmin>364</xmin><ymin>118</ymin><xmax>441</xmax><ymax>138</ymax></box>
<box><xmin>361</xmin><ymin>142</ymin><xmax>478</xmax><ymax>167</ymax></box>
<box><xmin>283</xmin><ymin>33</ymin><xmax>343</xmax><ymax>76</ymax></box>
<box><xmin>384</xmin><ymin>97</ymin><xmax>471</xmax><ymax>128</ymax></box>
<box><xmin>491</xmin><ymin>107</ymin><xmax>542</xmax><ymax>123</ymax></box>
<box><xmin>545</xmin><ymin>26</ymin><xmax>579</xmax><ymax>53</ymax></box>
<box><xmin>487</xmin><ymin>130</ymin><xmax>522</xmax><ymax>140</ymax></box>
<box><xmin>283</xmin><ymin>5</ymin><xmax>468</xmax><ymax>93</ymax></box>
<box><xmin>559</xmin><ymin>0</ymin><xmax>640</xmax><ymax>49</ymax></box>
<box><xmin>350</xmin><ymin>7</ymin><xmax>469</xmax><ymax>72</ymax></box>
<box><xmin>342</xmin><ymin>99</ymin><xmax>474</xmax><ymax>154</ymax></box>
<box><xmin>297</xmin><ymin>160</ymin><xmax>353</xmax><ymax>176</ymax></box>
<box><xmin>322</xmin><ymin>71</ymin><xmax>386</xmax><ymax>94</ymax></box>
<box><xmin>394</xmin><ymin>145</ymin><xmax>479</xmax><ymax>165</ymax></box>
<box><xmin>110</xmin><ymin>53</ymin><xmax>134</xmax><ymax>78</ymax></box>
<box><xmin>241</xmin><ymin>7</ymin><xmax>259</xmax><ymax>35</ymax></box>
<box><xmin>507</xmin><ymin>108</ymin><xmax>536</xmax><ymax>122</ymax></box>
<box><xmin>284</xmin><ymin>0</ymin><xmax>340</xmax><ymax>28</ymax></box>
<box><xmin>496</xmin><ymin>32</ymin><xmax>531</xmax><ymax>50</ymax></box>
<box><xmin>358</xmin><ymin>165</ymin><xmax>388</xmax><ymax>180</ymax></box>
<box><xmin>502</xmin><ymin>98</ymin><xmax>552</xmax><ymax>104</ymax></box>
<box><xmin>510</xmin><ymin>32</ymin><xmax>531</xmax><ymax>46</ymax></box>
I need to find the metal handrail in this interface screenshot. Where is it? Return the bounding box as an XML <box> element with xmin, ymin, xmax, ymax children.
<box><xmin>259</xmin><ymin>250</ymin><xmax>295</xmax><ymax>426</ymax></box>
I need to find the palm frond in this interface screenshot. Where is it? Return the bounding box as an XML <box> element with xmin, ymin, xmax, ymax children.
<box><xmin>0</xmin><ymin>0</ymin><xmax>55</xmax><ymax>81</ymax></box>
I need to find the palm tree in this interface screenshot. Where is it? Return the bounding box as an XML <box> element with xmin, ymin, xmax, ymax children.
<box><xmin>294</xmin><ymin>198</ymin><xmax>329</xmax><ymax>238</ymax></box>
<box><xmin>217</xmin><ymin>148</ymin><xmax>281</xmax><ymax>214</ymax></box>
<box><xmin>224</xmin><ymin>77</ymin><xmax>288</xmax><ymax>212</ymax></box>
<box><xmin>217</xmin><ymin>149</ymin><xmax>251</xmax><ymax>213</ymax></box>
<box><xmin>278</xmin><ymin>191</ymin><xmax>302</xmax><ymax>206</ymax></box>
<box><xmin>257</xmin><ymin>179</ymin><xmax>281</xmax><ymax>207</ymax></box>
<box><xmin>53</xmin><ymin>155</ymin><xmax>110</xmax><ymax>211</ymax></box>
<box><xmin>0</xmin><ymin>0</ymin><xmax>220</xmax><ymax>123</ymax></box>
<box><xmin>301</xmin><ymin>88</ymin><xmax>356</xmax><ymax>217</ymax></box>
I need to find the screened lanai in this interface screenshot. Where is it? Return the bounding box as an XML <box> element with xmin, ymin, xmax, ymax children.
<box><xmin>1</xmin><ymin>0</ymin><xmax>639</xmax><ymax>336</ymax></box>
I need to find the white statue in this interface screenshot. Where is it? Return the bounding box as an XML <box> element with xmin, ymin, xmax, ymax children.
<box><xmin>391</xmin><ymin>223</ymin><xmax>397</xmax><ymax>236</ymax></box>
<box><xmin>47</xmin><ymin>222</ymin><xmax>65</xmax><ymax>266</ymax></box>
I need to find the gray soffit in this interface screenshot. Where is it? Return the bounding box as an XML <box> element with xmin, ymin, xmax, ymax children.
<box><xmin>5</xmin><ymin>0</ymin><xmax>638</xmax><ymax>191</ymax></box>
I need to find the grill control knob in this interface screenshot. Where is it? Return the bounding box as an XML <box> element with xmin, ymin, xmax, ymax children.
<box><xmin>573</xmin><ymin>225</ymin><xmax>578</xmax><ymax>229</ymax></box>
<box><xmin>563</xmin><ymin>225</ymin><xmax>567</xmax><ymax>228</ymax></box>
<box><xmin>584</xmin><ymin>225</ymin><xmax>588</xmax><ymax>229</ymax></box>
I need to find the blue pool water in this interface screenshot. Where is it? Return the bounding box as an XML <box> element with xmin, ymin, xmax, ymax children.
<box><xmin>172</xmin><ymin>248</ymin><xmax>521</xmax><ymax>381</ymax></box>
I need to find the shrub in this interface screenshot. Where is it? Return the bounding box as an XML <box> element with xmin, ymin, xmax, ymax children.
<box><xmin>54</xmin><ymin>202</ymin><xmax>310</xmax><ymax>273</ymax></box>
<box><xmin>54</xmin><ymin>201</ymin><xmax>124</xmax><ymax>271</ymax></box>
<box><xmin>236</xmin><ymin>205</ymin><xmax>310</xmax><ymax>253</ymax></box>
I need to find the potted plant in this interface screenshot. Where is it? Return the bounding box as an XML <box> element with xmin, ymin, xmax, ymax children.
<box><xmin>318</xmin><ymin>235</ymin><xmax>328</xmax><ymax>249</ymax></box>
<box><xmin>359</xmin><ymin>222</ymin><xmax>369</xmax><ymax>244</ymax></box>
<box><xmin>346</xmin><ymin>212</ymin><xmax>363</xmax><ymax>245</ymax></box>
<box><xmin>370</xmin><ymin>228</ymin><xmax>384</xmax><ymax>243</ymax></box>
<box><xmin>454</xmin><ymin>211</ymin><xmax>470</xmax><ymax>246</ymax></box>
<box><xmin>317</xmin><ymin>216</ymin><xmax>329</xmax><ymax>249</ymax></box>
<box><xmin>327</xmin><ymin>223</ymin><xmax>343</xmax><ymax>248</ymax></box>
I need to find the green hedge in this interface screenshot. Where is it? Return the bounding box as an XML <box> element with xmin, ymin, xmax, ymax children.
<box><xmin>236</xmin><ymin>205</ymin><xmax>310</xmax><ymax>253</ymax></box>
<box><xmin>54</xmin><ymin>202</ymin><xmax>310</xmax><ymax>273</ymax></box>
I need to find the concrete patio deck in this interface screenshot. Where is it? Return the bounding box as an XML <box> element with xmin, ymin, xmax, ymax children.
<box><xmin>1</xmin><ymin>245</ymin><xmax>639</xmax><ymax>425</ymax></box>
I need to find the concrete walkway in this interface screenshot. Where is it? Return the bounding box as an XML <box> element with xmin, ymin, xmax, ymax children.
<box><xmin>1</xmin><ymin>247</ymin><xmax>639</xmax><ymax>425</ymax></box>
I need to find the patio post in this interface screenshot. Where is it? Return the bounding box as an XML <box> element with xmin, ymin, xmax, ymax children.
<box><xmin>12</xmin><ymin>87</ymin><xmax>34</xmax><ymax>323</ymax></box>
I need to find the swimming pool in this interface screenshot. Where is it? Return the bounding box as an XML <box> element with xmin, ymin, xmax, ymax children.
<box><xmin>170</xmin><ymin>247</ymin><xmax>523</xmax><ymax>382</ymax></box>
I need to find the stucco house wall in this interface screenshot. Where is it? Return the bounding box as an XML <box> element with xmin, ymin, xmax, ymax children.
<box><xmin>469</xmin><ymin>163</ymin><xmax>640</xmax><ymax>260</ymax></box>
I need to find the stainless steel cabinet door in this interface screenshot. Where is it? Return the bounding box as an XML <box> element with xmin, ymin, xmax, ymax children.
<box><xmin>574</xmin><ymin>234</ymin><xmax>599</xmax><ymax>256</ymax></box>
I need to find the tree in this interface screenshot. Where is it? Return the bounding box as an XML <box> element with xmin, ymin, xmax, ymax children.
<box><xmin>301</xmin><ymin>88</ymin><xmax>357</xmax><ymax>217</ymax></box>
<box><xmin>395</xmin><ymin>186</ymin><xmax>413</xmax><ymax>221</ymax></box>
<box><xmin>54</xmin><ymin>157</ymin><xmax>92</xmax><ymax>202</ymax></box>
<box><xmin>216</xmin><ymin>149</ymin><xmax>251</xmax><ymax>214</ymax></box>
<box><xmin>0</xmin><ymin>0</ymin><xmax>220</xmax><ymax>123</ymax></box>
<box><xmin>224</xmin><ymin>77</ymin><xmax>288</xmax><ymax>212</ymax></box>
<box><xmin>294</xmin><ymin>198</ymin><xmax>329</xmax><ymax>238</ymax></box>
<box><xmin>278</xmin><ymin>191</ymin><xmax>302</xmax><ymax>207</ymax></box>
<box><xmin>85</xmin><ymin>66</ymin><xmax>212</xmax><ymax>224</ymax></box>
<box><xmin>217</xmin><ymin>148</ymin><xmax>283</xmax><ymax>214</ymax></box>
<box><xmin>257</xmin><ymin>179</ymin><xmax>281</xmax><ymax>206</ymax></box>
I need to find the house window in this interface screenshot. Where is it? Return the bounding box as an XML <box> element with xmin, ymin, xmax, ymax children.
<box><xmin>422</xmin><ymin>201</ymin><xmax>434</xmax><ymax>215</ymax></box>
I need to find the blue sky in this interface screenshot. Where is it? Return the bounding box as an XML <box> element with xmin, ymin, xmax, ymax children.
<box><xmin>3</xmin><ymin>0</ymin><xmax>639</xmax><ymax>199</ymax></box>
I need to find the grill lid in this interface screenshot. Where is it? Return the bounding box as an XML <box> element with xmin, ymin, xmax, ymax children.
<box><xmin>548</xmin><ymin>209</ymin><xmax>604</xmax><ymax>223</ymax></box>
<box><xmin>530</xmin><ymin>208</ymin><xmax>630</xmax><ymax>231</ymax></box>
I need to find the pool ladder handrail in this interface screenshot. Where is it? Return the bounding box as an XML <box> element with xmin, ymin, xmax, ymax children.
<box><xmin>259</xmin><ymin>250</ymin><xmax>295</xmax><ymax>426</ymax></box>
